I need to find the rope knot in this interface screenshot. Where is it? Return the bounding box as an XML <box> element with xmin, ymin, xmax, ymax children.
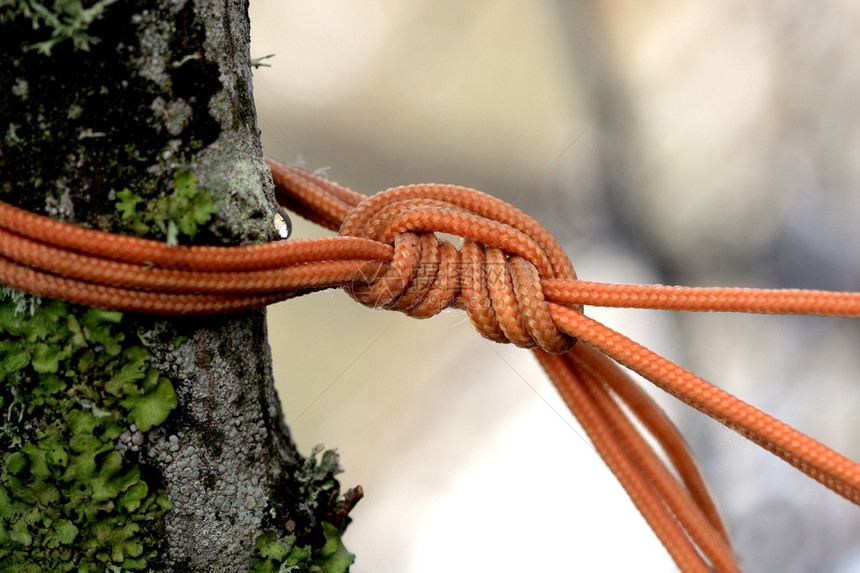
<box><xmin>338</xmin><ymin>183</ymin><xmax>580</xmax><ymax>354</ymax></box>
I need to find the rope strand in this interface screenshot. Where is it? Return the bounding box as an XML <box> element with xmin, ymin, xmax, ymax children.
<box><xmin>0</xmin><ymin>154</ymin><xmax>858</xmax><ymax>572</ymax></box>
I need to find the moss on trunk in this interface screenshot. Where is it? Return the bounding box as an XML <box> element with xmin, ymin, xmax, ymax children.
<box><xmin>0</xmin><ymin>1</ymin><xmax>356</xmax><ymax>571</ymax></box>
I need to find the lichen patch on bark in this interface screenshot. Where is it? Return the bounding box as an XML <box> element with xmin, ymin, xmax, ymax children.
<box><xmin>0</xmin><ymin>1</ymin><xmax>359</xmax><ymax>570</ymax></box>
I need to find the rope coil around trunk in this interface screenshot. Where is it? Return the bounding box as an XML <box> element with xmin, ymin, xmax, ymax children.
<box><xmin>1</xmin><ymin>155</ymin><xmax>859</xmax><ymax>572</ymax></box>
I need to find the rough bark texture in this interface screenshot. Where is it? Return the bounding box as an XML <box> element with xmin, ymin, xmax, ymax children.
<box><xmin>0</xmin><ymin>2</ymin><xmax>355</xmax><ymax>571</ymax></box>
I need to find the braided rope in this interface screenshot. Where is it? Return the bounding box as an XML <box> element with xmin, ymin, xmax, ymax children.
<box><xmin>1</xmin><ymin>155</ymin><xmax>859</xmax><ymax>572</ymax></box>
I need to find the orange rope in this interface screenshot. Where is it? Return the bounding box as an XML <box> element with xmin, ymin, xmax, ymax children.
<box><xmin>1</xmin><ymin>154</ymin><xmax>858</xmax><ymax>572</ymax></box>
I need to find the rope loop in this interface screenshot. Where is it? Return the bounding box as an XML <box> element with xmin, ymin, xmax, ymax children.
<box><xmin>4</xmin><ymin>155</ymin><xmax>860</xmax><ymax>572</ymax></box>
<box><xmin>339</xmin><ymin>184</ymin><xmax>578</xmax><ymax>353</ymax></box>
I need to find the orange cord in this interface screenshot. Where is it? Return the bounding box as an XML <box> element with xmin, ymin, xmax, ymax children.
<box><xmin>1</xmin><ymin>155</ymin><xmax>859</xmax><ymax>572</ymax></box>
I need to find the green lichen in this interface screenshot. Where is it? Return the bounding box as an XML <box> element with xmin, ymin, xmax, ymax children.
<box><xmin>0</xmin><ymin>292</ymin><xmax>175</xmax><ymax>571</ymax></box>
<box><xmin>251</xmin><ymin>446</ymin><xmax>356</xmax><ymax>572</ymax></box>
<box><xmin>116</xmin><ymin>170</ymin><xmax>218</xmax><ymax>246</ymax></box>
<box><xmin>0</xmin><ymin>0</ymin><xmax>119</xmax><ymax>54</ymax></box>
<box><xmin>250</xmin><ymin>54</ymin><xmax>275</xmax><ymax>69</ymax></box>
<box><xmin>252</xmin><ymin>523</ymin><xmax>355</xmax><ymax>573</ymax></box>
<box><xmin>0</xmin><ymin>1</ymin><xmax>224</xmax><ymax>237</ymax></box>
<box><xmin>295</xmin><ymin>445</ymin><xmax>343</xmax><ymax>511</ymax></box>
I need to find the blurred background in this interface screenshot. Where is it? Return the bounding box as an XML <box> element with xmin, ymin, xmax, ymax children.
<box><xmin>249</xmin><ymin>1</ymin><xmax>860</xmax><ymax>571</ymax></box>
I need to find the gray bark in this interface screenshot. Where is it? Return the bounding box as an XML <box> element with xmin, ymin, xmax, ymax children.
<box><xmin>0</xmin><ymin>1</ymin><xmax>355</xmax><ymax>571</ymax></box>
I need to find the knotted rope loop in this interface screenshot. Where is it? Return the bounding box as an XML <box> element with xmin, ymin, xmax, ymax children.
<box><xmin>338</xmin><ymin>184</ymin><xmax>579</xmax><ymax>354</ymax></box>
<box><xmin>3</xmin><ymin>155</ymin><xmax>860</xmax><ymax>572</ymax></box>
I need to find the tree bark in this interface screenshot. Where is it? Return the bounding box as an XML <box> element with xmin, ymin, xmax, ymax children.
<box><xmin>0</xmin><ymin>2</ymin><xmax>355</xmax><ymax>571</ymax></box>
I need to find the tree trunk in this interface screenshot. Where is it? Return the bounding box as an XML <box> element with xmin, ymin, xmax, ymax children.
<box><xmin>0</xmin><ymin>2</ymin><xmax>356</xmax><ymax>571</ymax></box>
